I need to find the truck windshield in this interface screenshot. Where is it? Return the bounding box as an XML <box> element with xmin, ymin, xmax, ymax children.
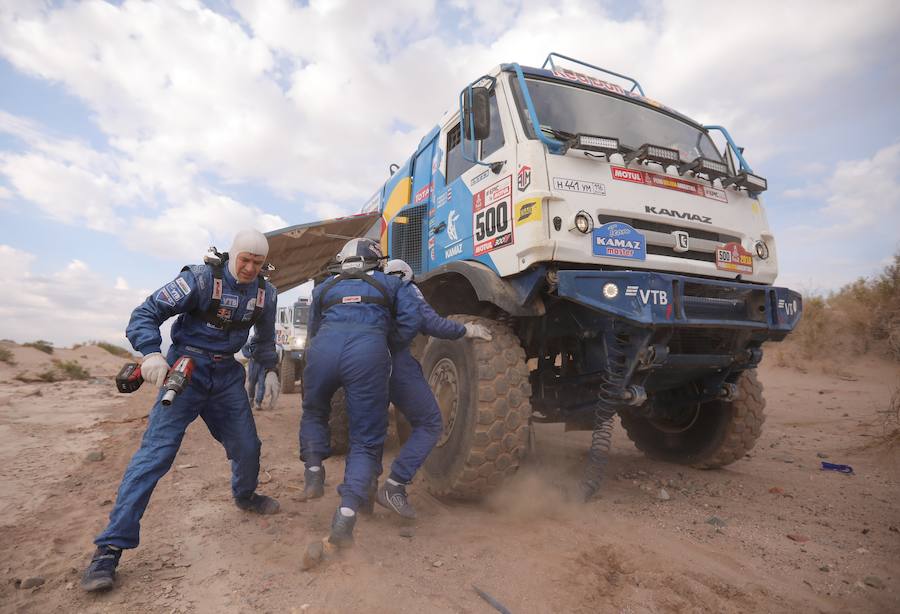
<box><xmin>294</xmin><ymin>305</ymin><xmax>310</xmax><ymax>327</ymax></box>
<box><xmin>519</xmin><ymin>78</ymin><xmax>723</xmax><ymax>163</ymax></box>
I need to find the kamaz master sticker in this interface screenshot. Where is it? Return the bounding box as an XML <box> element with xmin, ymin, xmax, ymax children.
<box><xmin>592</xmin><ymin>222</ymin><xmax>646</xmax><ymax>261</ymax></box>
<box><xmin>715</xmin><ymin>242</ymin><xmax>753</xmax><ymax>274</ymax></box>
<box><xmin>473</xmin><ymin>176</ymin><xmax>513</xmax><ymax>256</ymax></box>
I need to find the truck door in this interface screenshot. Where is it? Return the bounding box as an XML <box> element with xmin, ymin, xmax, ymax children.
<box><xmin>391</xmin><ymin>136</ymin><xmax>436</xmax><ymax>276</ymax></box>
<box><xmin>429</xmin><ymin>88</ymin><xmax>514</xmax><ymax>273</ymax></box>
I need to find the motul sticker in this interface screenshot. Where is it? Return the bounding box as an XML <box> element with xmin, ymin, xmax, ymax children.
<box><xmin>342</xmin><ymin>296</ymin><xmax>362</xmax><ymax>303</ymax></box>
<box><xmin>473</xmin><ymin>176</ymin><xmax>514</xmax><ymax>256</ymax></box>
<box><xmin>715</xmin><ymin>242</ymin><xmax>753</xmax><ymax>274</ymax></box>
<box><xmin>611</xmin><ymin>166</ymin><xmax>728</xmax><ymax>202</ymax></box>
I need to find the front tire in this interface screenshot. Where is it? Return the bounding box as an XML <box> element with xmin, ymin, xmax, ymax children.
<box><xmin>421</xmin><ymin>316</ymin><xmax>531</xmax><ymax>499</ymax></box>
<box><xmin>620</xmin><ymin>369</ymin><xmax>766</xmax><ymax>468</ymax></box>
<box><xmin>280</xmin><ymin>357</ymin><xmax>296</xmax><ymax>394</ymax></box>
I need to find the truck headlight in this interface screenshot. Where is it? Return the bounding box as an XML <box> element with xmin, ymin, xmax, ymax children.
<box><xmin>571</xmin><ymin>211</ymin><xmax>594</xmax><ymax>234</ymax></box>
<box><xmin>754</xmin><ymin>240</ymin><xmax>770</xmax><ymax>259</ymax></box>
<box><xmin>293</xmin><ymin>337</ymin><xmax>305</xmax><ymax>350</ymax></box>
<box><xmin>723</xmin><ymin>172</ymin><xmax>767</xmax><ymax>193</ymax></box>
<box><xmin>602</xmin><ymin>283</ymin><xmax>619</xmax><ymax>299</ymax></box>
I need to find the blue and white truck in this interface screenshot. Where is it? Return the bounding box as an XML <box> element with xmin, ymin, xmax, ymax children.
<box><xmin>267</xmin><ymin>53</ymin><xmax>802</xmax><ymax>500</ymax></box>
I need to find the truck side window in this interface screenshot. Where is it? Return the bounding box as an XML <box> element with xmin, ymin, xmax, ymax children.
<box><xmin>445</xmin><ymin>123</ymin><xmax>475</xmax><ymax>184</ymax></box>
<box><xmin>481</xmin><ymin>92</ymin><xmax>505</xmax><ymax>158</ymax></box>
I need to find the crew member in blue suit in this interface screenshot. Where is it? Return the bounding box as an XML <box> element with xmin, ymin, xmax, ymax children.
<box><xmin>299</xmin><ymin>238</ymin><xmax>422</xmax><ymax>547</ymax></box>
<box><xmin>81</xmin><ymin>229</ymin><xmax>281</xmax><ymax>592</ymax></box>
<box><xmin>378</xmin><ymin>259</ymin><xmax>491</xmax><ymax>518</ymax></box>
<box><xmin>241</xmin><ymin>336</ymin><xmax>273</xmax><ymax>410</ymax></box>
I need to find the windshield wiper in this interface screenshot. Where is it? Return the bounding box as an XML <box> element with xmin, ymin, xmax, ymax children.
<box><xmin>539</xmin><ymin>125</ymin><xmax>576</xmax><ymax>143</ymax></box>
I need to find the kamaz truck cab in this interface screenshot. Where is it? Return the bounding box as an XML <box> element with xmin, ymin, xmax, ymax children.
<box><xmin>275</xmin><ymin>297</ymin><xmax>311</xmax><ymax>393</ymax></box>
<box><xmin>266</xmin><ymin>53</ymin><xmax>802</xmax><ymax>500</ymax></box>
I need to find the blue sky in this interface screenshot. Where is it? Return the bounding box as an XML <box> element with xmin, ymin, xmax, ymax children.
<box><xmin>1</xmin><ymin>0</ymin><xmax>899</xmax><ymax>347</ymax></box>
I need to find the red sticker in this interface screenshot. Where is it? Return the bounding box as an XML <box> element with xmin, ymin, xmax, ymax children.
<box><xmin>473</xmin><ymin>176</ymin><xmax>514</xmax><ymax>256</ymax></box>
<box><xmin>611</xmin><ymin>166</ymin><xmax>728</xmax><ymax>202</ymax></box>
<box><xmin>715</xmin><ymin>242</ymin><xmax>753</xmax><ymax>274</ymax></box>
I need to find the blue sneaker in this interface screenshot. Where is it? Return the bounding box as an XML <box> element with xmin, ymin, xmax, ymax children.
<box><xmin>81</xmin><ymin>545</ymin><xmax>122</xmax><ymax>592</ymax></box>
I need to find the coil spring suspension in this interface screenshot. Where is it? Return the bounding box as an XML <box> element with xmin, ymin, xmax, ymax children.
<box><xmin>581</xmin><ymin>327</ymin><xmax>631</xmax><ymax>501</ymax></box>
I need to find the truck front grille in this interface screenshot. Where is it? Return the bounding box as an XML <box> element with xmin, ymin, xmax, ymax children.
<box><xmin>668</xmin><ymin>328</ymin><xmax>737</xmax><ymax>354</ymax></box>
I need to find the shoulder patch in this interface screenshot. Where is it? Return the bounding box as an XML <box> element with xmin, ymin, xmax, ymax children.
<box><xmin>175</xmin><ymin>277</ymin><xmax>191</xmax><ymax>295</ymax></box>
<box><xmin>155</xmin><ymin>288</ymin><xmax>175</xmax><ymax>307</ymax></box>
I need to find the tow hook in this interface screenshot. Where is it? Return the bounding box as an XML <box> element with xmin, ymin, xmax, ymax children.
<box><xmin>718</xmin><ymin>382</ymin><xmax>740</xmax><ymax>402</ymax></box>
<box><xmin>621</xmin><ymin>385</ymin><xmax>647</xmax><ymax>406</ymax></box>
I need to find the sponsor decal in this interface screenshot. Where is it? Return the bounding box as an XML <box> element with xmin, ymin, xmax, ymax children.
<box><xmin>625</xmin><ymin>285</ymin><xmax>669</xmax><ymax>305</ymax></box>
<box><xmin>515</xmin><ymin>198</ymin><xmax>542</xmax><ymax>225</ymax></box>
<box><xmin>778</xmin><ymin>298</ymin><xmax>799</xmax><ymax>316</ymax></box>
<box><xmin>414</xmin><ymin>182</ymin><xmax>433</xmax><ymax>204</ymax></box>
<box><xmin>216</xmin><ymin>307</ymin><xmax>233</xmax><ymax>320</ymax></box>
<box><xmin>256</xmin><ymin>288</ymin><xmax>265</xmax><ymax>308</ymax></box>
<box><xmin>715</xmin><ymin>242</ymin><xmax>754</xmax><ymax>274</ymax></box>
<box><xmin>394</xmin><ymin>215</ymin><xmax>408</xmax><ymax>224</ymax></box>
<box><xmin>472</xmin><ymin>176</ymin><xmax>514</xmax><ymax>256</ymax></box>
<box><xmin>436</xmin><ymin>186</ymin><xmax>452</xmax><ymax>208</ymax></box>
<box><xmin>221</xmin><ymin>294</ymin><xmax>239</xmax><ymax>308</ymax></box>
<box><xmin>444</xmin><ymin>242</ymin><xmax>464</xmax><ymax>258</ymax></box>
<box><xmin>470</xmin><ymin>169</ymin><xmax>490</xmax><ymax>186</ymax></box>
<box><xmin>165</xmin><ymin>282</ymin><xmax>182</xmax><ymax>302</ymax></box>
<box><xmin>431</xmin><ymin>148</ymin><xmax>443</xmax><ymax>174</ymax></box>
<box><xmin>611</xmin><ymin>166</ymin><xmax>727</xmax><ymax>202</ymax></box>
<box><xmin>246</xmin><ymin>298</ymin><xmax>256</xmax><ymax>311</ymax></box>
<box><xmin>672</xmin><ymin>230</ymin><xmax>690</xmax><ymax>252</ymax></box>
<box><xmin>553</xmin><ymin>177</ymin><xmax>606</xmax><ymax>196</ymax></box>
<box><xmin>448</xmin><ymin>210</ymin><xmax>460</xmax><ymax>242</ymax></box>
<box><xmin>517</xmin><ymin>165</ymin><xmax>532</xmax><ymax>191</ymax></box>
<box><xmin>428</xmin><ymin>236</ymin><xmax>436</xmax><ymax>260</ymax></box>
<box><xmin>592</xmin><ymin>222</ymin><xmax>646</xmax><ymax>261</ymax></box>
<box><xmin>175</xmin><ymin>277</ymin><xmax>191</xmax><ymax>295</ymax></box>
<box><xmin>212</xmin><ymin>278</ymin><xmax>223</xmax><ymax>300</ymax></box>
<box><xmin>644</xmin><ymin>205</ymin><xmax>712</xmax><ymax>224</ymax></box>
<box><xmin>156</xmin><ymin>288</ymin><xmax>175</xmax><ymax>307</ymax></box>
<box><xmin>342</xmin><ymin>296</ymin><xmax>362</xmax><ymax>303</ymax></box>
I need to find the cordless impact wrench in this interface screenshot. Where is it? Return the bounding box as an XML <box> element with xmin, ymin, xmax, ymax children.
<box><xmin>115</xmin><ymin>355</ymin><xmax>195</xmax><ymax>406</ymax></box>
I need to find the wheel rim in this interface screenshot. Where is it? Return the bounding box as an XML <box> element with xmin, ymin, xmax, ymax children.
<box><xmin>649</xmin><ymin>403</ymin><xmax>702</xmax><ymax>434</ymax></box>
<box><xmin>428</xmin><ymin>357</ymin><xmax>459</xmax><ymax>447</ymax></box>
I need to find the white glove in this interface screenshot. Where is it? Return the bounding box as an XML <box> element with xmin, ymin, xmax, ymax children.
<box><xmin>264</xmin><ymin>371</ymin><xmax>280</xmax><ymax>408</ymax></box>
<box><xmin>464</xmin><ymin>323</ymin><xmax>492</xmax><ymax>341</ymax></box>
<box><xmin>141</xmin><ymin>352</ymin><xmax>170</xmax><ymax>387</ymax></box>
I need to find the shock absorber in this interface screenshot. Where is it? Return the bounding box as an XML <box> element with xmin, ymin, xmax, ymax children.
<box><xmin>581</xmin><ymin>325</ymin><xmax>631</xmax><ymax>501</ymax></box>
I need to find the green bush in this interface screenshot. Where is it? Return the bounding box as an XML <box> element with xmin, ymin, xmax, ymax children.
<box><xmin>81</xmin><ymin>340</ymin><xmax>133</xmax><ymax>359</ymax></box>
<box><xmin>0</xmin><ymin>346</ymin><xmax>15</xmax><ymax>365</ymax></box>
<box><xmin>24</xmin><ymin>340</ymin><xmax>54</xmax><ymax>354</ymax></box>
<box><xmin>52</xmin><ymin>359</ymin><xmax>91</xmax><ymax>380</ymax></box>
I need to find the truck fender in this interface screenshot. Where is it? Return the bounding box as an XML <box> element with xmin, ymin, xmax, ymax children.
<box><xmin>416</xmin><ymin>260</ymin><xmax>545</xmax><ymax>317</ymax></box>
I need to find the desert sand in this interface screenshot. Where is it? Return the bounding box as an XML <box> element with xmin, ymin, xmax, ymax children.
<box><xmin>0</xmin><ymin>341</ymin><xmax>897</xmax><ymax>613</ymax></box>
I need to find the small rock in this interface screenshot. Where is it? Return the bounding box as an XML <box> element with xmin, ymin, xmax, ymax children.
<box><xmin>706</xmin><ymin>516</ymin><xmax>727</xmax><ymax>528</ymax></box>
<box><xmin>99</xmin><ymin>499</ymin><xmax>112</xmax><ymax>507</ymax></box>
<box><xmin>863</xmin><ymin>575</ymin><xmax>885</xmax><ymax>589</ymax></box>
<box><xmin>432</xmin><ymin>560</ymin><xmax>443</xmax><ymax>568</ymax></box>
<box><xmin>768</xmin><ymin>486</ymin><xmax>785</xmax><ymax>495</ymax></box>
<box><xmin>20</xmin><ymin>576</ymin><xmax>45</xmax><ymax>589</ymax></box>
<box><xmin>176</xmin><ymin>464</ymin><xmax>196</xmax><ymax>470</ymax></box>
<box><xmin>819</xmin><ymin>565</ymin><xmax>831</xmax><ymax>572</ymax></box>
<box><xmin>86</xmin><ymin>450</ymin><xmax>104</xmax><ymax>462</ymax></box>
<box><xmin>856</xmin><ymin>547</ymin><xmax>869</xmax><ymax>554</ymax></box>
<box><xmin>657</xmin><ymin>488</ymin><xmax>670</xmax><ymax>501</ymax></box>
<box><xmin>816</xmin><ymin>452</ymin><xmax>829</xmax><ymax>459</ymax></box>
<box><xmin>66</xmin><ymin>582</ymin><xmax>74</xmax><ymax>590</ymax></box>
<box><xmin>861</xmin><ymin>528</ymin><xmax>870</xmax><ymax>535</ymax></box>
<box><xmin>786</xmin><ymin>534</ymin><xmax>810</xmax><ymax>543</ymax></box>
<box><xmin>399</xmin><ymin>528</ymin><xmax>414</xmax><ymax>538</ymax></box>
<box><xmin>889</xmin><ymin>526</ymin><xmax>899</xmax><ymax>533</ymax></box>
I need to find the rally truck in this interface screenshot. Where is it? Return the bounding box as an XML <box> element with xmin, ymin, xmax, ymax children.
<box><xmin>266</xmin><ymin>53</ymin><xmax>802</xmax><ymax>500</ymax></box>
<box><xmin>275</xmin><ymin>297</ymin><xmax>311</xmax><ymax>393</ymax></box>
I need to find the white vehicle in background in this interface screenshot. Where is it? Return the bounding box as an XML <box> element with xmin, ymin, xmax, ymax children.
<box><xmin>275</xmin><ymin>297</ymin><xmax>311</xmax><ymax>393</ymax></box>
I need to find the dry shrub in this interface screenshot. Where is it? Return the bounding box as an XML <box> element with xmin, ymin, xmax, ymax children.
<box><xmin>781</xmin><ymin>252</ymin><xmax>900</xmax><ymax>363</ymax></box>
<box><xmin>23</xmin><ymin>340</ymin><xmax>54</xmax><ymax>354</ymax></box>
<box><xmin>0</xmin><ymin>346</ymin><xmax>15</xmax><ymax>365</ymax></box>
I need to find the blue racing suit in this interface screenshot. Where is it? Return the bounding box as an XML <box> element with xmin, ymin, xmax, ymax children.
<box><xmin>96</xmin><ymin>262</ymin><xmax>277</xmax><ymax>549</ymax></box>
<box><xmin>389</xmin><ymin>283</ymin><xmax>465</xmax><ymax>483</ymax></box>
<box><xmin>241</xmin><ymin>338</ymin><xmax>266</xmax><ymax>406</ymax></box>
<box><xmin>299</xmin><ymin>269</ymin><xmax>421</xmax><ymax>511</ymax></box>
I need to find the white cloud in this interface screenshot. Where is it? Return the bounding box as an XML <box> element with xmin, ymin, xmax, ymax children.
<box><xmin>0</xmin><ymin>244</ymin><xmax>148</xmax><ymax>346</ymax></box>
<box><xmin>777</xmin><ymin>142</ymin><xmax>900</xmax><ymax>290</ymax></box>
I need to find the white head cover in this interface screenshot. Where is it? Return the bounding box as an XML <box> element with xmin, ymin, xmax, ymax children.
<box><xmin>384</xmin><ymin>259</ymin><xmax>413</xmax><ymax>282</ymax></box>
<box><xmin>228</xmin><ymin>229</ymin><xmax>269</xmax><ymax>278</ymax></box>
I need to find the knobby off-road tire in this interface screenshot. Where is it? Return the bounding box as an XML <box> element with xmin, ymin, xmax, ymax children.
<box><xmin>421</xmin><ymin>315</ymin><xmax>531</xmax><ymax>500</ymax></box>
<box><xmin>279</xmin><ymin>357</ymin><xmax>296</xmax><ymax>394</ymax></box>
<box><xmin>620</xmin><ymin>369</ymin><xmax>765</xmax><ymax>468</ymax></box>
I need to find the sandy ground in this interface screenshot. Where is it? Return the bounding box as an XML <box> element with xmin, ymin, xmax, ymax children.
<box><xmin>0</xmin><ymin>342</ymin><xmax>898</xmax><ymax>613</ymax></box>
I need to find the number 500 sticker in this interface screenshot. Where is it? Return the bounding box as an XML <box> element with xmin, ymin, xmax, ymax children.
<box><xmin>473</xmin><ymin>176</ymin><xmax>514</xmax><ymax>256</ymax></box>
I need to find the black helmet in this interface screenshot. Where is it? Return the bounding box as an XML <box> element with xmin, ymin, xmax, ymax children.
<box><xmin>336</xmin><ymin>238</ymin><xmax>384</xmax><ymax>271</ymax></box>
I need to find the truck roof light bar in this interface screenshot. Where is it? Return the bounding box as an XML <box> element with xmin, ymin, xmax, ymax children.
<box><xmin>723</xmin><ymin>172</ymin><xmax>768</xmax><ymax>193</ymax></box>
<box><xmin>624</xmin><ymin>143</ymin><xmax>680</xmax><ymax>166</ymax></box>
<box><xmin>679</xmin><ymin>156</ymin><xmax>729</xmax><ymax>181</ymax></box>
<box><xmin>542</xmin><ymin>52</ymin><xmax>646</xmax><ymax>97</ymax></box>
<box><xmin>703</xmin><ymin>125</ymin><xmax>753</xmax><ymax>174</ymax></box>
<box><xmin>571</xmin><ymin>134</ymin><xmax>620</xmax><ymax>155</ymax></box>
